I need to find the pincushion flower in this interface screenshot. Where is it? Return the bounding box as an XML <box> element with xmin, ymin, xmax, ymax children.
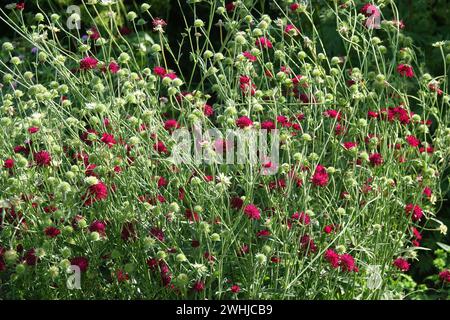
<box><xmin>324</xmin><ymin>249</ymin><xmax>340</xmax><ymax>268</ymax></box>
<box><xmin>108</xmin><ymin>61</ymin><xmax>120</xmax><ymax>74</ymax></box>
<box><xmin>3</xmin><ymin>158</ymin><xmax>14</xmax><ymax>169</ymax></box>
<box><xmin>243</xmin><ymin>204</ymin><xmax>261</xmax><ymax>220</ymax></box>
<box><xmin>290</xmin><ymin>3</ymin><xmax>300</xmax><ymax>12</ymax></box>
<box><xmin>150</xmin><ymin>227</ymin><xmax>165</xmax><ymax>242</ymax></box>
<box><xmin>0</xmin><ymin>0</ymin><xmax>448</xmax><ymax>300</ymax></box>
<box><xmin>164</xmin><ymin>119</ymin><xmax>179</xmax><ymax>131</ymax></box>
<box><xmin>311</xmin><ymin>165</ymin><xmax>329</xmax><ymax>187</ymax></box>
<box><xmin>393</xmin><ymin>258</ymin><xmax>410</xmax><ymax>272</ymax></box>
<box><xmin>406</xmin><ymin>135</ymin><xmax>420</xmax><ymax>147</ymax></box>
<box><xmin>422</xmin><ymin>187</ymin><xmax>432</xmax><ymax>198</ymax></box>
<box><xmin>192</xmin><ymin>280</ymin><xmax>205</xmax><ymax>292</ymax></box>
<box><xmin>100</xmin><ymin>133</ymin><xmax>117</xmax><ymax>147</ymax></box>
<box><xmin>28</xmin><ymin>127</ymin><xmax>39</xmax><ymax>134</ymax></box>
<box><xmin>343</xmin><ymin>142</ymin><xmax>358</xmax><ymax>150</ymax></box>
<box><xmin>323</xmin><ymin>225</ymin><xmax>334</xmax><ymax>234</ymax></box>
<box><xmin>360</xmin><ymin>3</ymin><xmax>380</xmax><ymax>18</ymax></box>
<box><xmin>80</xmin><ymin>56</ymin><xmax>98</xmax><ymax>70</ymax></box>
<box><xmin>44</xmin><ymin>226</ymin><xmax>61</xmax><ymax>238</ymax></box>
<box><xmin>88</xmin><ymin>27</ymin><xmax>100</xmax><ymax>40</ymax></box>
<box><xmin>89</xmin><ymin>220</ymin><xmax>107</xmax><ymax>236</ymax></box>
<box><xmin>153</xmin><ymin>141</ymin><xmax>168</xmax><ymax>154</ymax></box>
<box><xmin>24</xmin><ymin>249</ymin><xmax>37</xmax><ymax>266</ymax></box>
<box><xmin>203</xmin><ymin>104</ymin><xmax>214</xmax><ymax>117</ymax></box>
<box><xmin>15</xmin><ymin>2</ymin><xmax>25</xmax><ymax>10</ymax></box>
<box><xmin>369</xmin><ymin>153</ymin><xmax>383</xmax><ymax>166</ymax></box>
<box><xmin>291</xmin><ymin>211</ymin><xmax>311</xmax><ymax>225</ymax></box>
<box><xmin>439</xmin><ymin>270</ymin><xmax>450</xmax><ymax>283</ymax></box>
<box><xmin>261</xmin><ymin>120</ymin><xmax>275</xmax><ymax>130</ymax></box>
<box><xmin>339</xmin><ymin>253</ymin><xmax>358</xmax><ymax>272</ymax></box>
<box><xmin>236</xmin><ymin>116</ymin><xmax>253</xmax><ymax>128</ymax></box>
<box><xmin>255</xmin><ymin>37</ymin><xmax>273</xmax><ymax>49</ymax></box>
<box><xmin>396</xmin><ymin>64</ymin><xmax>414</xmax><ymax>78</ymax></box>
<box><xmin>300</xmin><ymin>235</ymin><xmax>317</xmax><ymax>253</ymax></box>
<box><xmin>152</xmin><ymin>18</ymin><xmax>167</xmax><ymax>32</ymax></box>
<box><xmin>70</xmin><ymin>257</ymin><xmax>89</xmax><ymax>272</ymax></box>
<box><xmin>84</xmin><ymin>181</ymin><xmax>108</xmax><ymax>205</ymax></box>
<box><xmin>284</xmin><ymin>24</ymin><xmax>300</xmax><ymax>36</ymax></box>
<box><xmin>225</xmin><ymin>2</ymin><xmax>235</xmax><ymax>12</ymax></box>
<box><xmin>153</xmin><ymin>66</ymin><xmax>166</xmax><ymax>77</ymax></box>
<box><xmin>231</xmin><ymin>284</ymin><xmax>241</xmax><ymax>293</ymax></box>
<box><xmin>34</xmin><ymin>150</ymin><xmax>52</xmax><ymax>167</ymax></box>
<box><xmin>405</xmin><ymin>204</ymin><xmax>423</xmax><ymax>221</ymax></box>
<box><xmin>243</xmin><ymin>51</ymin><xmax>257</xmax><ymax>62</ymax></box>
<box><xmin>239</xmin><ymin>76</ymin><xmax>256</xmax><ymax>96</ymax></box>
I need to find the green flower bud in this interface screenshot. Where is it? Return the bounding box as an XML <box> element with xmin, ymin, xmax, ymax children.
<box><xmin>302</xmin><ymin>133</ymin><xmax>312</xmax><ymax>142</ymax></box>
<box><xmin>144</xmin><ymin>236</ymin><xmax>156</xmax><ymax>249</ymax></box>
<box><xmin>141</xmin><ymin>3</ymin><xmax>151</xmax><ymax>11</ymax></box>
<box><xmin>255</xmin><ymin>253</ymin><xmax>267</xmax><ymax>264</ymax></box>
<box><xmin>157</xmin><ymin>250</ymin><xmax>167</xmax><ymax>260</ymax></box>
<box><xmin>4</xmin><ymin>250</ymin><xmax>18</xmax><ymax>264</ymax></box>
<box><xmin>194</xmin><ymin>19</ymin><xmax>204</xmax><ymax>28</ymax></box>
<box><xmin>127</xmin><ymin>11</ymin><xmax>138</xmax><ymax>21</ymax></box>
<box><xmin>89</xmin><ymin>231</ymin><xmax>101</xmax><ymax>241</ymax></box>
<box><xmin>176</xmin><ymin>273</ymin><xmax>189</xmax><ymax>286</ymax></box>
<box><xmin>2</xmin><ymin>42</ymin><xmax>14</xmax><ymax>52</ymax></box>
<box><xmin>336</xmin><ymin>245</ymin><xmax>346</xmax><ymax>254</ymax></box>
<box><xmin>16</xmin><ymin>263</ymin><xmax>26</xmax><ymax>274</ymax></box>
<box><xmin>211</xmin><ymin>233</ymin><xmax>221</xmax><ymax>242</ymax></box>
<box><xmin>176</xmin><ymin>253</ymin><xmax>187</xmax><ymax>262</ymax></box>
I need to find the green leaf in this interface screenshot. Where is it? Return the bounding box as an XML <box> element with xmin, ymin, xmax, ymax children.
<box><xmin>436</xmin><ymin>242</ymin><xmax>450</xmax><ymax>252</ymax></box>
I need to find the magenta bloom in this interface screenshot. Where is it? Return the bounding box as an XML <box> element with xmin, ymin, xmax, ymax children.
<box><xmin>231</xmin><ymin>284</ymin><xmax>241</xmax><ymax>293</ymax></box>
<box><xmin>44</xmin><ymin>226</ymin><xmax>61</xmax><ymax>238</ymax></box>
<box><xmin>311</xmin><ymin>165</ymin><xmax>329</xmax><ymax>187</ymax></box>
<box><xmin>243</xmin><ymin>51</ymin><xmax>257</xmax><ymax>62</ymax></box>
<box><xmin>343</xmin><ymin>142</ymin><xmax>358</xmax><ymax>150</ymax></box>
<box><xmin>203</xmin><ymin>104</ymin><xmax>214</xmax><ymax>117</ymax></box>
<box><xmin>406</xmin><ymin>135</ymin><xmax>420</xmax><ymax>147</ymax></box>
<box><xmin>324</xmin><ymin>249</ymin><xmax>340</xmax><ymax>268</ymax></box>
<box><xmin>339</xmin><ymin>253</ymin><xmax>358</xmax><ymax>272</ymax></box>
<box><xmin>89</xmin><ymin>220</ymin><xmax>107</xmax><ymax>236</ymax></box>
<box><xmin>100</xmin><ymin>133</ymin><xmax>117</xmax><ymax>147</ymax></box>
<box><xmin>108</xmin><ymin>61</ymin><xmax>120</xmax><ymax>74</ymax></box>
<box><xmin>243</xmin><ymin>204</ymin><xmax>261</xmax><ymax>220</ymax></box>
<box><xmin>3</xmin><ymin>158</ymin><xmax>14</xmax><ymax>169</ymax></box>
<box><xmin>361</xmin><ymin>3</ymin><xmax>381</xmax><ymax>17</ymax></box>
<box><xmin>150</xmin><ymin>227</ymin><xmax>165</xmax><ymax>242</ymax></box>
<box><xmin>284</xmin><ymin>24</ymin><xmax>300</xmax><ymax>35</ymax></box>
<box><xmin>405</xmin><ymin>204</ymin><xmax>423</xmax><ymax>221</ymax></box>
<box><xmin>153</xmin><ymin>66</ymin><xmax>166</xmax><ymax>77</ymax></box>
<box><xmin>393</xmin><ymin>258</ymin><xmax>410</xmax><ymax>272</ymax></box>
<box><xmin>396</xmin><ymin>64</ymin><xmax>414</xmax><ymax>78</ymax></box>
<box><xmin>70</xmin><ymin>256</ymin><xmax>89</xmax><ymax>272</ymax></box>
<box><xmin>255</xmin><ymin>37</ymin><xmax>273</xmax><ymax>49</ymax></box>
<box><xmin>164</xmin><ymin>119</ymin><xmax>179</xmax><ymax>131</ymax></box>
<box><xmin>153</xmin><ymin>141</ymin><xmax>168</xmax><ymax>154</ymax></box>
<box><xmin>369</xmin><ymin>153</ymin><xmax>383</xmax><ymax>166</ymax></box>
<box><xmin>439</xmin><ymin>269</ymin><xmax>450</xmax><ymax>283</ymax></box>
<box><xmin>80</xmin><ymin>56</ymin><xmax>98</xmax><ymax>70</ymax></box>
<box><xmin>236</xmin><ymin>116</ymin><xmax>253</xmax><ymax>128</ymax></box>
<box><xmin>84</xmin><ymin>181</ymin><xmax>109</xmax><ymax>206</ymax></box>
<box><xmin>34</xmin><ymin>150</ymin><xmax>52</xmax><ymax>167</ymax></box>
<box><xmin>192</xmin><ymin>280</ymin><xmax>205</xmax><ymax>292</ymax></box>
